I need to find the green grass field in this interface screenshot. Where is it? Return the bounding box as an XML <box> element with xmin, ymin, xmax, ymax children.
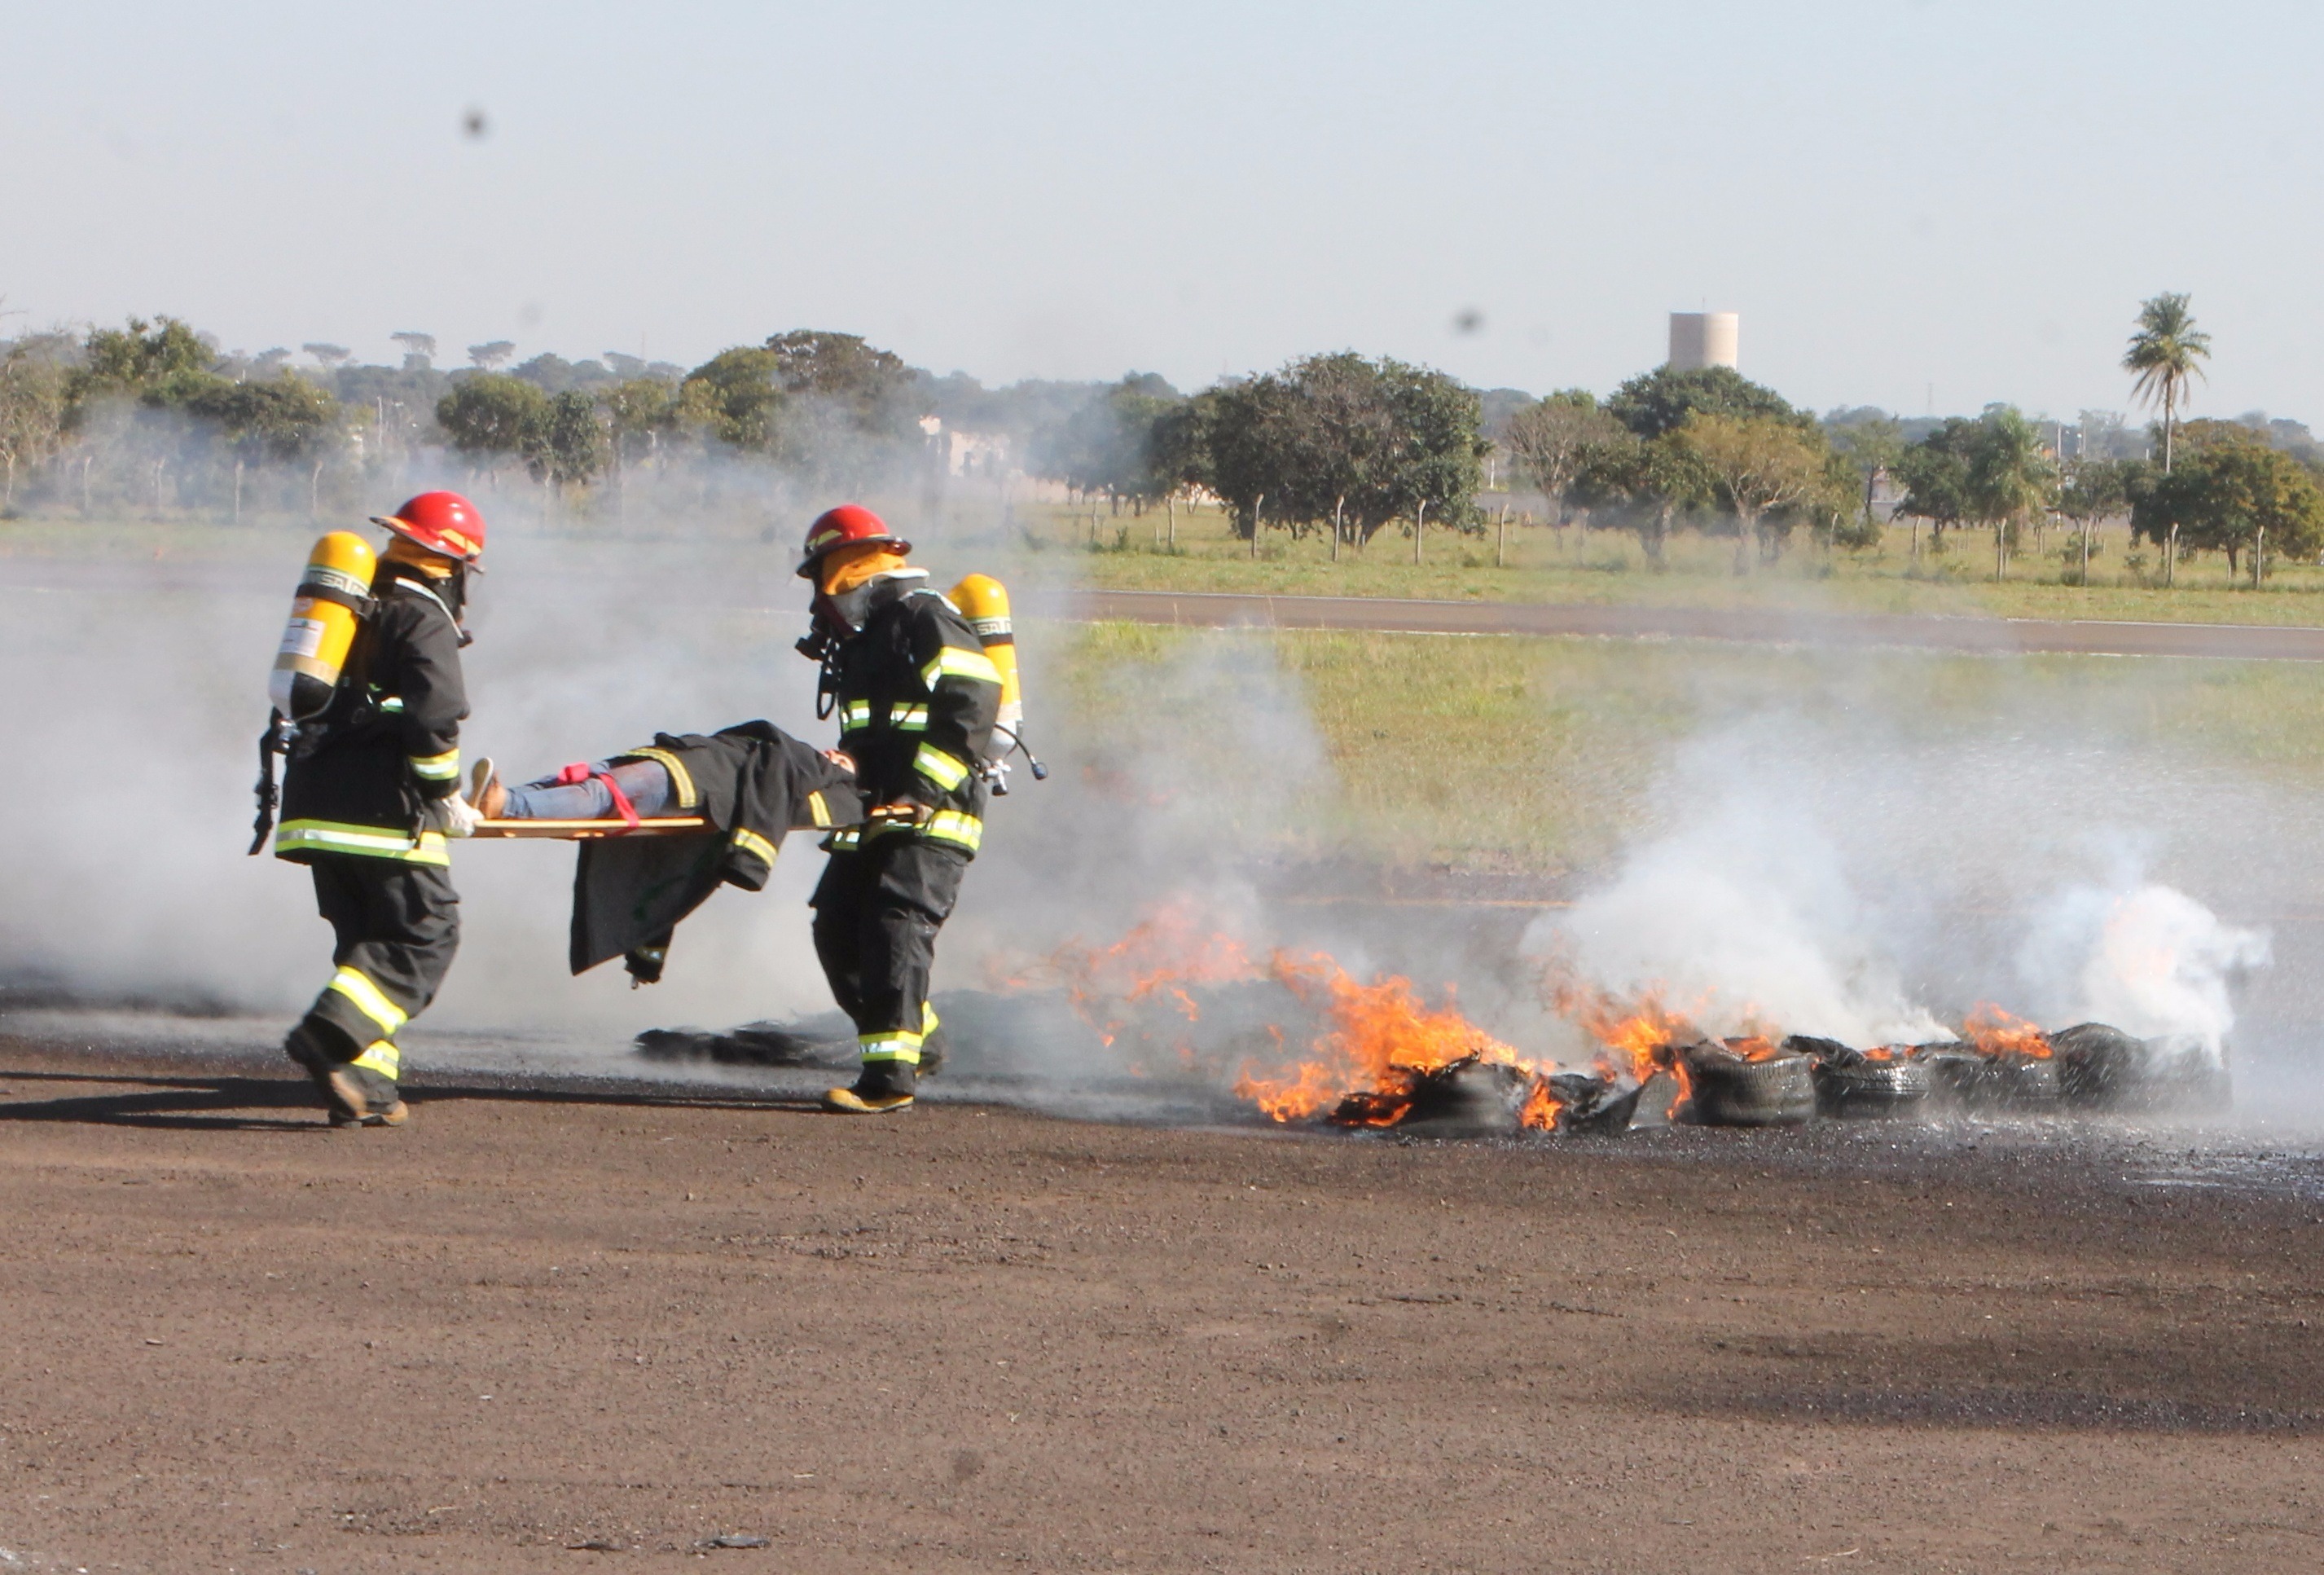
<box><xmin>20</xmin><ymin>500</ymin><xmax>2324</xmax><ymax>631</ymax></box>
<box><xmin>9</xmin><ymin>512</ymin><xmax>2314</xmax><ymax>876</ymax></box>
<box><xmin>1059</xmin><ymin>619</ymin><xmax>2324</xmax><ymax>874</ymax></box>
<box><xmin>1008</xmin><ymin>498</ymin><xmax>2324</xmax><ymax>628</ymax></box>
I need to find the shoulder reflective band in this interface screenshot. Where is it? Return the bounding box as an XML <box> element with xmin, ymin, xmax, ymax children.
<box><xmin>888</xmin><ymin>702</ymin><xmax>929</xmax><ymax>732</ymax></box>
<box><xmin>924</xmin><ymin>808</ymin><xmax>983</xmax><ymax>852</ymax></box>
<box><xmin>408</xmin><ymin>747</ymin><xmax>462</xmax><ymax>781</ymax></box>
<box><xmin>912</xmin><ymin>743</ymin><xmax>969</xmax><ymax>792</ymax></box>
<box><xmin>328</xmin><ymin>966</ymin><xmax>409</xmax><ymax>1037</ymax></box>
<box><xmin>859</xmin><ymin>1028</ymin><xmax>924</xmax><ymax>1064</ymax></box>
<box><xmin>276</xmin><ymin>820</ymin><xmax>453</xmax><ymax>866</ymax></box>
<box><xmin>351</xmin><ymin>1040</ymin><xmax>402</xmax><ymax>1080</ymax></box>
<box><xmin>839</xmin><ymin>699</ymin><xmax>872</xmax><ymax>732</ymax></box>
<box><xmin>731</xmin><ymin>825</ymin><xmax>779</xmax><ymax>865</ymax></box>
<box><xmin>920</xmin><ymin>645</ymin><xmax>1002</xmax><ymax>689</ymax></box>
<box><xmin>618</xmin><ymin>746</ymin><xmax>697</xmax><ymax>809</ymax></box>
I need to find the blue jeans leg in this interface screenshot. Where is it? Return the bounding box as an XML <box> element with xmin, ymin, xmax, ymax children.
<box><xmin>500</xmin><ymin>759</ymin><xmax>674</xmax><ymax>820</ymax></box>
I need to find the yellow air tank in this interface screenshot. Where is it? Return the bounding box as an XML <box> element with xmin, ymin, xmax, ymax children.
<box><xmin>948</xmin><ymin>573</ymin><xmax>1023</xmax><ymax>732</ymax></box>
<box><xmin>269</xmin><ymin>530</ymin><xmax>376</xmax><ymax>720</ymax></box>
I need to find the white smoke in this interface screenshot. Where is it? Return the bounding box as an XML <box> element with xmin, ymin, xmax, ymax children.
<box><xmin>1531</xmin><ymin>771</ymin><xmax>1944</xmax><ymax>1048</ymax></box>
<box><xmin>1524</xmin><ymin>711</ymin><xmax>2271</xmax><ymax>1062</ymax></box>
<box><xmin>2021</xmin><ymin>878</ymin><xmax>2269</xmax><ymax>1056</ymax></box>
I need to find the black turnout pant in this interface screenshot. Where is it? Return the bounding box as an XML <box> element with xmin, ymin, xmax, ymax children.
<box><xmin>811</xmin><ymin>837</ymin><xmax>967</xmax><ymax>1082</ymax></box>
<box><xmin>296</xmin><ymin>856</ymin><xmax>461</xmax><ymax>1084</ymax></box>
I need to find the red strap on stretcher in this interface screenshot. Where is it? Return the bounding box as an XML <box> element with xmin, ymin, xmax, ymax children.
<box><xmin>554</xmin><ymin>762</ymin><xmax>641</xmax><ymax>832</ymax></box>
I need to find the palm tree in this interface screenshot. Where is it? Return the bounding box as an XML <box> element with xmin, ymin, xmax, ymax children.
<box><xmin>2123</xmin><ymin>293</ymin><xmax>2211</xmax><ymax>474</ymax></box>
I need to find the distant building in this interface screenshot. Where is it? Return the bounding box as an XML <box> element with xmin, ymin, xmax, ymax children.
<box><xmin>1667</xmin><ymin>312</ymin><xmax>1740</xmax><ymax>372</ymax></box>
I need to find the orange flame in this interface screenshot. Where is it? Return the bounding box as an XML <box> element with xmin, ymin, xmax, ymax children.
<box><xmin>990</xmin><ymin>897</ymin><xmax>1263</xmax><ymax>1051</ymax></box>
<box><xmin>1962</xmin><ymin>1004</ymin><xmax>2051</xmax><ymax>1059</ymax></box>
<box><xmin>1234</xmin><ymin>952</ymin><xmax>1551</xmax><ymax>1124</ymax></box>
<box><xmin>1518</xmin><ymin>1077</ymin><xmax>1565</xmax><ymax>1131</ymax></box>
<box><xmin>993</xmin><ymin>902</ymin><xmax>1558</xmax><ymax>1129</ymax></box>
<box><xmin>1554</xmin><ymin>984</ymin><xmax>1702</xmax><ymax>1116</ymax></box>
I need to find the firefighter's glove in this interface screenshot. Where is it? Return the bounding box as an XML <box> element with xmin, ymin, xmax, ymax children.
<box><xmin>424</xmin><ymin>794</ymin><xmax>485</xmax><ymax>838</ymax></box>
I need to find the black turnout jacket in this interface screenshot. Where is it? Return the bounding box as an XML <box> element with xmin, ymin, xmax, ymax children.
<box><xmin>826</xmin><ymin>574</ymin><xmax>1002</xmax><ymax>860</ymax></box>
<box><xmin>569</xmin><ymin>722</ymin><xmax>859</xmax><ymax>982</ymax></box>
<box><xmin>275</xmin><ymin>563</ymin><xmax>468</xmax><ymax>867</ymax></box>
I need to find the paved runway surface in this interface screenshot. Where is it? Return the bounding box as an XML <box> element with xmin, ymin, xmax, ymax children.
<box><xmin>5</xmin><ymin>1034</ymin><xmax>2322</xmax><ymax>1572</ymax></box>
<box><xmin>14</xmin><ymin>556</ymin><xmax>2324</xmax><ymax>662</ymax></box>
<box><xmin>1069</xmin><ymin>587</ymin><xmax>2324</xmax><ymax>661</ymax></box>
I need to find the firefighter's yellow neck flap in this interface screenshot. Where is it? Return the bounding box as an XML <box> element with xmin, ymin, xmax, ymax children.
<box><xmin>819</xmin><ymin>544</ymin><xmax>907</xmax><ymax>596</ymax></box>
<box><xmin>380</xmin><ymin>536</ymin><xmax>456</xmax><ymax>579</ymax></box>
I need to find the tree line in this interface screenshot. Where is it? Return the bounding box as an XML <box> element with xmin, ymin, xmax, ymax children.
<box><xmin>2</xmin><ymin>293</ymin><xmax>2312</xmax><ymax>582</ymax></box>
<box><xmin>0</xmin><ymin>314</ymin><xmax>1500</xmax><ymax>544</ymax></box>
<box><xmin>1487</xmin><ymin>294</ymin><xmax>2323</xmax><ymax>583</ymax></box>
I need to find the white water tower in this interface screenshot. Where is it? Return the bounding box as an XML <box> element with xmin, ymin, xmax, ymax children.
<box><xmin>1667</xmin><ymin>311</ymin><xmax>1740</xmax><ymax>372</ymax></box>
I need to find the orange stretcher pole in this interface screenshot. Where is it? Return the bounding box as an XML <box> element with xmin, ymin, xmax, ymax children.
<box><xmin>470</xmin><ymin>817</ymin><xmax>710</xmax><ymax>840</ymax></box>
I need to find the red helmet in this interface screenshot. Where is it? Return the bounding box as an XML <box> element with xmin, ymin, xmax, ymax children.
<box><xmin>796</xmin><ymin>503</ymin><xmax>911</xmax><ymax>579</ymax></box>
<box><xmin>372</xmin><ymin>491</ymin><xmax>487</xmax><ymax>569</ymax></box>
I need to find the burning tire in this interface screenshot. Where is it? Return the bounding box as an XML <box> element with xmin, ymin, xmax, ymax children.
<box><xmin>1544</xmin><ymin>1071</ymin><xmax>1645</xmax><ymax>1135</ymax></box>
<box><xmin>1683</xmin><ymin>1048</ymin><xmax>1816</xmax><ymax>1127</ymax></box>
<box><xmin>1922</xmin><ymin>1045</ymin><xmax>2060</xmax><ymax>1110</ymax></box>
<box><xmin>2051</xmin><ymin>1023</ymin><xmax>2233</xmax><ymax>1113</ymax></box>
<box><xmin>1339</xmin><ymin>1058</ymin><xmax>1529</xmax><ymax>1137</ymax></box>
<box><xmin>1810</xmin><ymin>1053</ymin><xmax>1932</xmax><ymax>1118</ymax></box>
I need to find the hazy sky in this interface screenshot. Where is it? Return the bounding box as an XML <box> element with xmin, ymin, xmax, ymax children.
<box><xmin>8</xmin><ymin>2</ymin><xmax>2320</xmax><ymax>421</ymax></box>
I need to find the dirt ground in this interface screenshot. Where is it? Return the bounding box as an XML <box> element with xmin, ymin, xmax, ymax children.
<box><xmin>2</xmin><ymin>1039</ymin><xmax>2322</xmax><ymax>1573</ymax></box>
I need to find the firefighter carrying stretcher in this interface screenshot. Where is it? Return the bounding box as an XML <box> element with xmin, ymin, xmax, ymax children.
<box><xmin>797</xmin><ymin>504</ymin><xmax>1004</xmax><ymax>1114</ymax></box>
<box><xmin>266</xmin><ymin>491</ymin><xmax>490</xmax><ymax>1127</ymax></box>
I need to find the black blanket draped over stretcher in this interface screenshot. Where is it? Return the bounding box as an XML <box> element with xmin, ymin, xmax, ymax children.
<box><xmin>568</xmin><ymin>721</ymin><xmax>861</xmax><ymax>983</ymax></box>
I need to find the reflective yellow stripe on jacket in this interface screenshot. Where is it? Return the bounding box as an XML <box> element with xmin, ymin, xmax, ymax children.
<box><xmin>912</xmin><ymin>743</ymin><xmax>969</xmax><ymax>792</ymax></box>
<box><xmin>920</xmin><ymin>645</ymin><xmax>1002</xmax><ymax>689</ymax></box>
<box><xmin>275</xmin><ymin>820</ymin><xmax>451</xmax><ymax>866</ymax></box>
<box><xmin>407</xmin><ymin>747</ymin><xmax>462</xmax><ymax>783</ymax></box>
<box><xmin>924</xmin><ymin>808</ymin><xmax>982</xmax><ymax>852</ymax></box>
<box><xmin>861</xmin><ymin>807</ymin><xmax>983</xmax><ymax>853</ymax></box>
<box><xmin>619</xmin><ymin>746</ymin><xmax>698</xmax><ymax>809</ymax></box>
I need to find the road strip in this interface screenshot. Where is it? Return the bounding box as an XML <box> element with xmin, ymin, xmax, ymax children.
<box><xmin>1064</xmin><ymin>588</ymin><xmax>2324</xmax><ymax>662</ymax></box>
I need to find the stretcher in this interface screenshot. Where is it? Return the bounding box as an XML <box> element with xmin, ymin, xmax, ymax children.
<box><xmin>471</xmin><ymin>816</ymin><xmax>710</xmax><ymax>840</ymax></box>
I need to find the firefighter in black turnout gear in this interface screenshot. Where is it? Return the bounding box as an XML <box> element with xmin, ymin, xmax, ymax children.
<box><xmin>798</xmin><ymin>504</ymin><xmax>1002</xmax><ymax>1115</ymax></box>
<box><xmin>273</xmin><ymin>491</ymin><xmax>489</xmax><ymax>1127</ymax></box>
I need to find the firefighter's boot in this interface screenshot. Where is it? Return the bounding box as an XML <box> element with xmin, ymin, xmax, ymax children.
<box><xmin>823</xmin><ymin>1058</ymin><xmax>916</xmax><ymax>1115</ymax></box>
<box><xmin>285</xmin><ymin>1020</ymin><xmax>406</xmax><ymax>1128</ymax></box>
<box><xmin>328</xmin><ymin>1058</ymin><xmax>409</xmax><ymax>1128</ymax></box>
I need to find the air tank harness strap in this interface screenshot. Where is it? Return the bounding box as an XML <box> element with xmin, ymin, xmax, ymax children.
<box><xmin>554</xmin><ymin>762</ymin><xmax>641</xmax><ymax>831</ymax></box>
<box><xmin>294</xmin><ymin>581</ymin><xmax>376</xmax><ymax>618</ymax></box>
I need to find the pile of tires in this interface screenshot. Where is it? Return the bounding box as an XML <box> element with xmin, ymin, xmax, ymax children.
<box><xmin>2051</xmin><ymin>1023</ymin><xmax>2232</xmax><ymax>1113</ymax></box>
<box><xmin>1681</xmin><ymin>1041</ymin><xmax>1817</xmax><ymax>1127</ymax></box>
<box><xmin>1798</xmin><ymin>1036</ymin><xmax>1935</xmax><ymax>1119</ymax></box>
